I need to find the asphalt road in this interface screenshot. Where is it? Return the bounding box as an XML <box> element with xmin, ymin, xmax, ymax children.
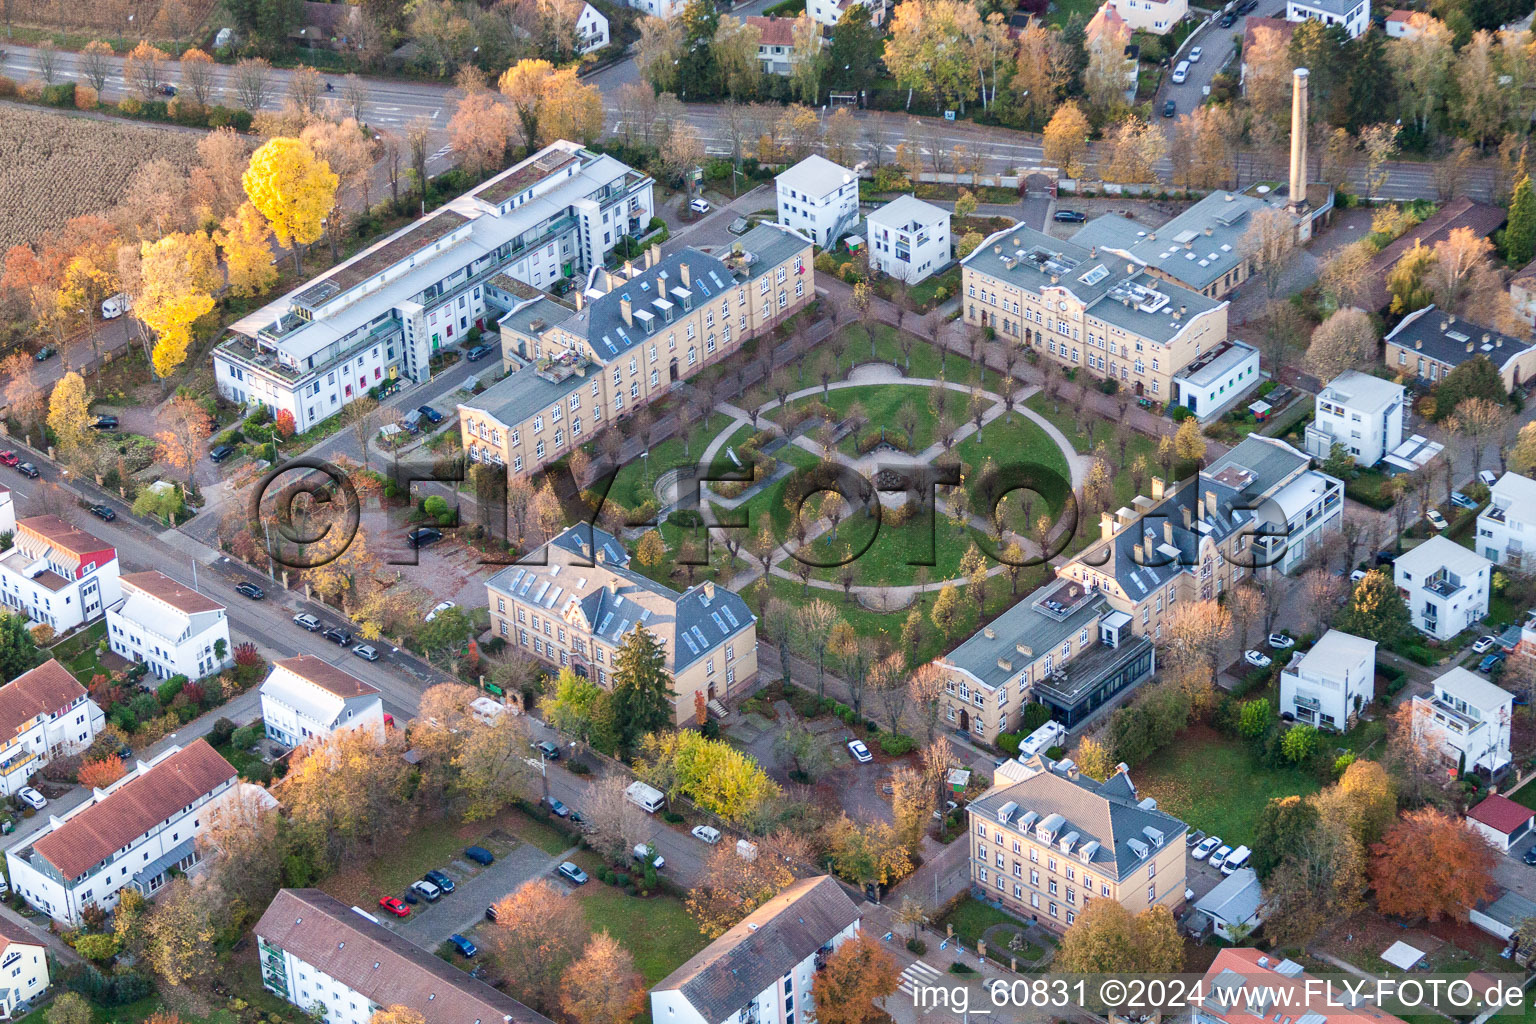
<box><xmin>1155</xmin><ymin>2</ymin><xmax>1287</xmax><ymax>119</ymax></box>
<box><xmin>0</xmin><ymin>41</ymin><xmax>1494</xmax><ymax>202</ymax></box>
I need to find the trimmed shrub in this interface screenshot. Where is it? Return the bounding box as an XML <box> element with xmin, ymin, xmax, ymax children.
<box><xmin>567</xmin><ymin>761</ymin><xmax>590</xmax><ymax>775</ymax></box>
<box><xmin>907</xmin><ymin>937</ymin><xmax>927</xmax><ymax>955</ymax></box>
<box><xmin>156</xmin><ymin>675</ymin><xmax>187</xmax><ymax>706</ymax></box>
<box><xmin>209</xmin><ymin>717</ymin><xmax>237</xmax><ymax>746</ymax></box>
<box><xmin>880</xmin><ymin>733</ymin><xmax>918</xmax><ymax>756</ymax></box>
<box><xmin>1045</xmin><ymin>745</ymin><xmax>1066</xmax><ymax>760</ymax></box>
<box><xmin>996</xmin><ymin>732</ymin><xmax>1022</xmax><ymax>756</ymax></box>
<box><xmin>41</xmin><ymin>82</ymin><xmax>75</xmax><ymax>107</ymax></box>
<box><xmin>662</xmin><ymin>809</ymin><xmax>685</xmax><ymax>823</ymax></box>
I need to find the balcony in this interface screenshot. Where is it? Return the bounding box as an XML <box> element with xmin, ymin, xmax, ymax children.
<box><xmin>1425</xmin><ymin>576</ymin><xmax>1463</xmax><ymax>599</ymax></box>
<box><xmin>0</xmin><ymin>750</ymin><xmax>37</xmax><ymax>776</ymax></box>
<box><xmin>1485</xmin><ymin>505</ymin><xmax>1509</xmax><ymax>524</ymax></box>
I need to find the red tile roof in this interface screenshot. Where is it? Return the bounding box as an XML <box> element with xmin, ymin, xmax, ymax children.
<box><xmin>120</xmin><ymin>571</ymin><xmax>224</xmax><ymax>616</ymax></box>
<box><xmin>1201</xmin><ymin>948</ymin><xmax>1410</xmax><ymax>1024</ymax></box>
<box><xmin>1363</xmin><ymin>198</ymin><xmax>1507</xmax><ymax>310</ymax></box>
<box><xmin>748</xmin><ymin>15</ymin><xmax>796</xmax><ymax>46</ymax></box>
<box><xmin>1468</xmin><ymin>793</ymin><xmax>1535</xmax><ymax>835</ymax></box>
<box><xmin>1385</xmin><ymin>8</ymin><xmax>1414</xmax><ymax>20</ymax></box>
<box><xmin>272</xmin><ymin>656</ymin><xmax>378</xmax><ymax>699</ymax></box>
<box><xmin>31</xmin><ymin>740</ymin><xmax>235</xmax><ymax>880</ymax></box>
<box><xmin>0</xmin><ymin>660</ymin><xmax>86</xmax><ymax>741</ymax></box>
<box><xmin>0</xmin><ymin>918</ymin><xmax>44</xmax><ymax>956</ymax></box>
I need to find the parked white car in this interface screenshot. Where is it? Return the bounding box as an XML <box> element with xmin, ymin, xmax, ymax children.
<box><xmin>1209</xmin><ymin>844</ymin><xmax>1233</xmax><ymax>869</ymax></box>
<box><xmin>1244</xmin><ymin>650</ymin><xmax>1272</xmax><ymax>668</ymax></box>
<box><xmin>1188</xmin><ymin>46</ymin><xmax>1203</xmax><ymax>61</ymax></box>
<box><xmin>689</xmin><ymin>198</ymin><xmax>711</xmax><ymax>214</ymax></box>
<box><xmin>1192</xmin><ymin>836</ymin><xmax>1221</xmax><ymax>860</ymax></box>
<box><xmin>100</xmin><ymin>292</ymin><xmax>132</xmax><ymax>319</ymax></box>
<box><xmin>1426</xmin><ymin>509</ymin><xmax>1449</xmax><ymax>531</ymax></box>
<box><xmin>691</xmin><ymin>825</ymin><xmax>722</xmax><ymax>845</ymax></box>
<box><xmin>16</xmin><ymin>787</ymin><xmax>46</xmax><ymax>810</ymax></box>
<box><xmin>633</xmin><ymin>844</ymin><xmax>665</xmax><ymax>870</ymax></box>
<box><xmin>848</xmin><ymin>739</ymin><xmax>873</xmax><ymax>763</ymax></box>
<box><xmin>1267</xmin><ymin>633</ymin><xmax>1294</xmax><ymax>650</ymax></box>
<box><xmin>425</xmin><ymin>600</ymin><xmax>456</xmax><ymax>622</ymax></box>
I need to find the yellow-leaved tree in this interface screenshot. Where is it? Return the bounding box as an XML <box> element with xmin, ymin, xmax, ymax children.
<box><xmin>46</xmin><ymin>371</ymin><xmax>92</xmax><ymax>460</ymax></box>
<box><xmin>537</xmin><ymin>67</ymin><xmax>604</xmax><ymax>147</ymax></box>
<box><xmin>138</xmin><ymin>231</ymin><xmax>219</xmax><ymax>379</ymax></box>
<box><xmin>214</xmin><ymin>203</ymin><xmax>279</xmax><ymax>298</ymax></box>
<box><xmin>242</xmin><ymin>137</ymin><xmax>338</xmax><ymax>274</ymax></box>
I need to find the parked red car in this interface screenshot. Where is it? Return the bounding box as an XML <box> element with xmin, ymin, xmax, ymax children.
<box><xmin>378</xmin><ymin>896</ymin><xmax>410</xmax><ymax>917</ymax></box>
<box><xmin>0</xmin><ymin>451</ymin><xmax>19</xmax><ymax>467</ymax></box>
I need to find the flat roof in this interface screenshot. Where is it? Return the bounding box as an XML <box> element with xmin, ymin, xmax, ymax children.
<box><xmin>1175</xmin><ymin>339</ymin><xmax>1258</xmax><ymax>387</ymax></box>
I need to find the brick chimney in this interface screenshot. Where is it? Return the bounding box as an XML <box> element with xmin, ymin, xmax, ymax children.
<box><xmin>1151</xmin><ymin>476</ymin><xmax>1165</xmax><ymax>501</ymax></box>
<box><xmin>620</xmin><ymin>297</ymin><xmax>633</xmax><ymax>327</ymax></box>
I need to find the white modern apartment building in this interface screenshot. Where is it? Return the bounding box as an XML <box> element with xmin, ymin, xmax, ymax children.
<box><xmin>1477</xmin><ymin>472</ymin><xmax>1536</xmax><ymax>569</ymax></box>
<box><xmin>867</xmin><ymin>195</ymin><xmax>951</xmax><ymax>284</ymax></box>
<box><xmin>0</xmin><ymin>486</ymin><xmax>16</xmax><ymax>539</ymax></box>
<box><xmin>1171</xmin><ymin>339</ymin><xmax>1261</xmax><ymax>422</ymax></box>
<box><xmin>0</xmin><ymin>922</ymin><xmax>49</xmax><ymax>1018</ymax></box>
<box><xmin>1279</xmin><ymin>629</ymin><xmax>1376</xmax><ymax>732</ymax></box>
<box><xmin>1304</xmin><ymin>370</ymin><xmax>1405</xmax><ymax>467</ymax></box>
<box><xmin>0</xmin><ymin>659</ymin><xmax>103</xmax><ymax>798</ymax></box>
<box><xmin>106</xmin><ymin>571</ymin><xmax>230</xmax><ymax>682</ymax></box>
<box><xmin>1286</xmin><ymin>0</ymin><xmax>1368</xmax><ymax>35</ymax></box>
<box><xmin>260</xmin><ymin>655</ymin><xmax>384</xmax><ymax>748</ymax></box>
<box><xmin>258</xmin><ymin>889</ymin><xmax>554</xmax><ymax>1024</ymax></box>
<box><xmin>0</xmin><ymin>516</ymin><xmax>120</xmax><ymax>634</ymax></box>
<box><xmin>651</xmin><ymin>876</ymin><xmax>861</xmax><ymax>1024</ymax></box>
<box><xmin>215</xmin><ymin>142</ymin><xmax>655</xmax><ymax>432</ymax></box>
<box><xmin>1411</xmin><ymin>666</ymin><xmax>1513</xmax><ymax>775</ymax></box>
<box><xmin>807</xmin><ymin>0</ymin><xmax>885</xmax><ymax>28</ymax></box>
<box><xmin>575</xmin><ymin>1</ymin><xmax>609</xmax><ymax>51</ymax></box>
<box><xmin>776</xmin><ymin>155</ymin><xmax>859</xmax><ymax>249</ymax></box>
<box><xmin>1394</xmin><ymin>536</ymin><xmax>1492</xmax><ymax>642</ymax></box>
<box><xmin>6</xmin><ymin>740</ymin><xmax>238</xmax><ymax>924</ymax></box>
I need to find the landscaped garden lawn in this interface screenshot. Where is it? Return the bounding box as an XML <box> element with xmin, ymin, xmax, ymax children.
<box><xmin>1131</xmin><ymin>724</ymin><xmax>1323</xmax><ymax>847</ymax></box>
<box><xmin>50</xmin><ymin>620</ymin><xmax>110</xmax><ymax>683</ymax></box>
<box><xmin>776</xmin><ymin>383</ymin><xmax>945</xmax><ymax>456</ymax></box>
<box><xmin>564</xmin><ymin>850</ymin><xmax>710</xmax><ymax>986</ymax></box>
<box><xmin>937</xmin><ymin>897</ymin><xmax>1045</xmax><ymax>960</ymax></box>
<box><xmin>954</xmin><ymin>410</ymin><xmax>1074</xmax><ymax>523</ymax></box>
<box><xmin>1023</xmin><ymin>394</ymin><xmax>1198</xmax><ymax>511</ymax></box>
<box><xmin>600</xmin><ymin>411</ymin><xmax>733</xmax><ymax>512</ymax></box>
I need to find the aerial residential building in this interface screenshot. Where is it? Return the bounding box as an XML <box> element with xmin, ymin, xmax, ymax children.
<box><xmin>1286</xmin><ymin>0</ymin><xmax>1368</xmax><ymax>36</ymax></box>
<box><xmin>260</xmin><ymin>656</ymin><xmax>385</xmax><ymax>748</ymax></box>
<box><xmin>1279</xmin><ymin>629</ymin><xmax>1377</xmax><ymax>732</ymax></box>
<box><xmin>1087</xmin><ymin>0</ymin><xmax>1186</xmax><ymax>35</ymax></box>
<box><xmin>748</xmin><ymin>16</ymin><xmax>802</xmax><ymax>74</ymax></box>
<box><xmin>934</xmin><ymin>577</ymin><xmax>1156</xmax><ymax>741</ymax></box>
<box><xmin>1361</xmin><ymin>200</ymin><xmax>1506</xmax><ymax>312</ymax></box>
<box><xmin>106</xmin><ymin>570</ymin><xmax>230</xmax><ymax>682</ymax></box>
<box><xmin>1394</xmin><ymin>536</ymin><xmax>1491</xmax><ymax>641</ymax></box>
<box><xmin>1057</xmin><ymin>435</ymin><xmax>1342</xmax><ymax>641</ymax></box>
<box><xmin>1197</xmin><ymin>948</ymin><xmax>1411</xmax><ymax>1024</ymax></box>
<box><xmin>0</xmin><ymin>486</ymin><xmax>16</xmax><ymax>539</ymax></box>
<box><xmin>961</xmin><ymin>224</ymin><xmax>1227</xmax><ymax>401</ymax></box>
<box><xmin>775</xmin><ymin>155</ymin><xmax>860</xmax><ymax>249</ymax></box>
<box><xmin>967</xmin><ymin>755</ymin><xmax>1188</xmax><ymax>932</ymax></box>
<box><xmin>1411</xmin><ymin>666</ymin><xmax>1512</xmax><ymax>775</ymax></box>
<box><xmin>575</xmin><ymin>1</ymin><xmax>609</xmax><ymax>52</ymax></box>
<box><xmin>622</xmin><ymin>0</ymin><xmax>684</xmax><ymax>16</ymax></box>
<box><xmin>866</xmin><ymin>195</ymin><xmax>951</xmax><ymax>284</ymax></box>
<box><xmin>1477</xmin><ymin>472</ymin><xmax>1536</xmax><ymax>568</ymax></box>
<box><xmin>485</xmin><ymin>526</ymin><xmax>757</xmax><ymax>726</ymax></box>
<box><xmin>257</xmin><ymin>889</ymin><xmax>553</xmax><ymax>1024</ymax></box>
<box><xmin>1383</xmin><ymin>306</ymin><xmax>1536</xmax><ymax>392</ymax></box>
<box><xmin>807</xmin><ymin>0</ymin><xmax>885</xmax><ymax>29</ymax></box>
<box><xmin>1305</xmin><ymin>370</ymin><xmax>1406</xmax><ymax>467</ymax></box>
<box><xmin>0</xmin><ymin>659</ymin><xmax>104</xmax><ymax>797</ymax></box>
<box><xmin>214</xmin><ymin>142</ymin><xmax>655</xmax><ymax>431</ymax></box>
<box><xmin>1170</xmin><ymin>339</ymin><xmax>1261</xmax><ymax>421</ymax></box>
<box><xmin>1384</xmin><ymin>8</ymin><xmax>1421</xmax><ymax>34</ymax></box>
<box><xmin>0</xmin><ymin>921</ymin><xmax>50</xmax><ymax>1018</ymax></box>
<box><xmin>650</xmin><ymin>875</ymin><xmax>861</xmax><ymax>1024</ymax></box>
<box><xmin>6</xmin><ymin>740</ymin><xmax>238</xmax><ymax>924</ymax></box>
<box><xmin>0</xmin><ymin>515</ymin><xmax>121</xmax><ymax>634</ymax></box>
<box><xmin>459</xmin><ymin>225</ymin><xmax>813</xmax><ymax>483</ymax></box>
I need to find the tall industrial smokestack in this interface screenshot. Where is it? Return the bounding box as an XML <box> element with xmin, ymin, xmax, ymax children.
<box><xmin>1289</xmin><ymin>67</ymin><xmax>1310</xmax><ymax>214</ymax></box>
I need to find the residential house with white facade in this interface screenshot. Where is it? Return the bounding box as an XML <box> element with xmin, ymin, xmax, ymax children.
<box><xmin>258</xmin><ymin>889</ymin><xmax>553</xmax><ymax>1024</ymax></box>
<box><xmin>0</xmin><ymin>516</ymin><xmax>120</xmax><ymax>635</ymax></box>
<box><xmin>6</xmin><ymin>740</ymin><xmax>238</xmax><ymax>924</ymax></box>
<box><xmin>215</xmin><ymin>142</ymin><xmax>654</xmax><ymax>433</ymax></box>
<box><xmin>1384</xmin><ymin>8</ymin><xmax>1423</xmax><ymax>35</ymax></box>
<box><xmin>1088</xmin><ymin>0</ymin><xmax>1187</xmax><ymax>35</ymax></box>
<box><xmin>776</xmin><ymin>155</ymin><xmax>859</xmax><ymax>249</ymax></box>
<box><xmin>867</xmin><ymin>195</ymin><xmax>951</xmax><ymax>284</ymax></box>
<box><xmin>650</xmin><ymin>876</ymin><xmax>861</xmax><ymax>1024</ymax></box>
<box><xmin>748</xmin><ymin>15</ymin><xmax>798</xmax><ymax>74</ymax></box>
<box><xmin>260</xmin><ymin>656</ymin><xmax>384</xmax><ymax>748</ymax></box>
<box><xmin>0</xmin><ymin>486</ymin><xmax>16</xmax><ymax>539</ymax></box>
<box><xmin>0</xmin><ymin>921</ymin><xmax>50</xmax><ymax>1018</ymax></box>
<box><xmin>1305</xmin><ymin>370</ymin><xmax>1406</xmax><ymax>467</ymax></box>
<box><xmin>106</xmin><ymin>571</ymin><xmax>230</xmax><ymax>682</ymax></box>
<box><xmin>623</xmin><ymin>0</ymin><xmax>684</xmax><ymax>17</ymax></box>
<box><xmin>1286</xmin><ymin>0</ymin><xmax>1368</xmax><ymax>36</ymax></box>
<box><xmin>1477</xmin><ymin>472</ymin><xmax>1536</xmax><ymax>569</ymax></box>
<box><xmin>0</xmin><ymin>660</ymin><xmax>103</xmax><ymax>798</ymax></box>
<box><xmin>1411</xmin><ymin>666</ymin><xmax>1513</xmax><ymax>775</ymax></box>
<box><xmin>1279</xmin><ymin>629</ymin><xmax>1376</xmax><ymax>732</ymax></box>
<box><xmin>807</xmin><ymin>0</ymin><xmax>885</xmax><ymax>28</ymax></box>
<box><xmin>575</xmin><ymin>1</ymin><xmax>609</xmax><ymax>52</ymax></box>
<box><xmin>1394</xmin><ymin>536</ymin><xmax>1492</xmax><ymax>642</ymax></box>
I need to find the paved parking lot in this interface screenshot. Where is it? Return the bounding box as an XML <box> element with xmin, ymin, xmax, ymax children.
<box><xmin>393</xmin><ymin>839</ymin><xmax>573</xmax><ymax>945</ymax></box>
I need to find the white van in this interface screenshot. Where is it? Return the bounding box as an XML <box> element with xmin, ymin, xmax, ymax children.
<box><xmin>1221</xmin><ymin>845</ymin><xmax>1252</xmax><ymax>875</ymax></box>
<box><xmin>101</xmin><ymin>293</ymin><xmax>131</xmax><ymax>319</ymax></box>
<box><xmin>1171</xmin><ymin>60</ymin><xmax>1191</xmax><ymax>84</ymax></box>
<box><xmin>625</xmin><ymin>780</ymin><xmax>665</xmax><ymax>813</ymax></box>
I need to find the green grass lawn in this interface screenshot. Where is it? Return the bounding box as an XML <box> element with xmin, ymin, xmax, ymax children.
<box><xmin>565</xmin><ymin>851</ymin><xmax>711</xmax><ymax>987</ymax></box>
<box><xmin>955</xmin><ymin>409</ymin><xmax>1074</xmax><ymax>530</ymax></box>
<box><xmin>939</xmin><ymin>896</ymin><xmax>1035</xmax><ymax>950</ymax></box>
<box><xmin>778</xmin><ymin>383</ymin><xmax>947</xmax><ymax>456</ymax></box>
<box><xmin>602</xmin><ymin>412</ymin><xmax>734</xmax><ymax>512</ymax></box>
<box><xmin>1131</xmin><ymin>724</ymin><xmax>1324</xmax><ymax>847</ymax></box>
<box><xmin>51</xmin><ymin>620</ymin><xmax>109</xmax><ymax>682</ymax></box>
<box><xmin>1047</xmin><ymin>0</ymin><xmax>1099</xmax><ymax>26</ymax></box>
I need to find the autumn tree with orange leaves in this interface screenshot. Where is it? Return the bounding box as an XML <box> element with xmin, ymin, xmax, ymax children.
<box><xmin>811</xmin><ymin>932</ymin><xmax>901</xmax><ymax>1024</ymax></box>
<box><xmin>487</xmin><ymin>879</ymin><xmax>588</xmax><ymax>1013</ymax></box>
<box><xmin>78</xmin><ymin>754</ymin><xmax>126</xmax><ymax>790</ymax></box>
<box><xmin>559</xmin><ymin>930</ymin><xmax>646</xmax><ymax>1024</ymax></box>
<box><xmin>155</xmin><ymin>395</ymin><xmax>214</xmax><ymax>491</ymax></box>
<box><xmin>686</xmin><ymin>842</ymin><xmax>795</xmax><ymax>938</ymax></box>
<box><xmin>1370</xmin><ymin>806</ymin><xmax>1497</xmax><ymax>922</ymax></box>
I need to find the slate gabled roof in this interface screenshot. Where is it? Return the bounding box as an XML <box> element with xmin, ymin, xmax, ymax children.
<box><xmin>653</xmin><ymin>876</ymin><xmax>860</xmax><ymax>1022</ymax></box>
<box><xmin>969</xmin><ymin>755</ymin><xmax>1187</xmax><ymax>879</ymax></box>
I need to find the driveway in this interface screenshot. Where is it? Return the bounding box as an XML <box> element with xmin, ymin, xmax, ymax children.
<box><xmin>1155</xmin><ymin>2</ymin><xmax>1288</xmax><ymax>117</ymax></box>
<box><xmin>393</xmin><ymin>840</ymin><xmax>573</xmax><ymax>945</ymax></box>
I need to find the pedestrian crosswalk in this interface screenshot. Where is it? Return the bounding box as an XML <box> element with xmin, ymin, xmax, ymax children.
<box><xmin>898</xmin><ymin>958</ymin><xmax>944</xmax><ymax>998</ymax></box>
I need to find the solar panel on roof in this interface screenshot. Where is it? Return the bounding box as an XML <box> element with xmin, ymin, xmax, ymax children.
<box><xmin>602</xmin><ymin>335</ymin><xmax>618</xmax><ymax>354</ymax></box>
<box><xmin>697</xmin><ymin>280</ymin><xmax>712</xmax><ymax>296</ymax></box>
